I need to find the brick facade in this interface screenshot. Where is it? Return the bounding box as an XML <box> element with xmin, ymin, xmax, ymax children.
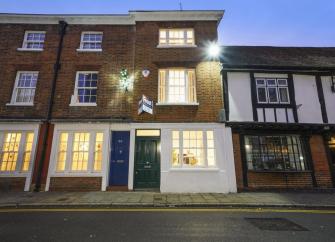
<box><xmin>49</xmin><ymin>177</ymin><xmax>102</xmax><ymax>191</ymax></box>
<box><xmin>0</xmin><ymin>177</ymin><xmax>26</xmax><ymax>191</ymax></box>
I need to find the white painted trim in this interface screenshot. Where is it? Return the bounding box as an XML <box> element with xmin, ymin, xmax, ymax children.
<box><xmin>0</xmin><ymin>123</ymin><xmax>40</xmax><ymax>191</ymax></box>
<box><xmin>69</xmin><ymin>103</ymin><xmax>97</xmax><ymax>107</ymax></box>
<box><xmin>76</xmin><ymin>49</ymin><xmax>102</xmax><ymax>52</ymax></box>
<box><xmin>0</xmin><ymin>11</ymin><xmax>223</xmax><ymax>25</ymax></box>
<box><xmin>254</xmin><ymin>73</ymin><xmax>289</xmax><ymax>78</ymax></box>
<box><xmin>156</xmin><ymin>102</ymin><xmax>199</xmax><ymax>106</ymax></box>
<box><xmin>17</xmin><ymin>48</ymin><xmax>43</xmax><ymax>52</ymax></box>
<box><xmin>6</xmin><ymin>103</ymin><xmax>34</xmax><ymax>106</ymax></box>
<box><xmin>69</xmin><ymin>71</ymin><xmax>98</xmax><ymax>106</ymax></box>
<box><xmin>157</xmin><ymin>45</ymin><xmax>197</xmax><ymax>48</ymax></box>
<box><xmin>21</xmin><ymin>31</ymin><xmax>46</xmax><ymax>50</ymax></box>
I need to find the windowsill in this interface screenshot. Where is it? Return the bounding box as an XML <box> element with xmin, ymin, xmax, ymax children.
<box><xmin>17</xmin><ymin>48</ymin><xmax>43</xmax><ymax>52</ymax></box>
<box><xmin>157</xmin><ymin>44</ymin><xmax>197</xmax><ymax>48</ymax></box>
<box><xmin>6</xmin><ymin>103</ymin><xmax>34</xmax><ymax>106</ymax></box>
<box><xmin>69</xmin><ymin>103</ymin><xmax>97</xmax><ymax>107</ymax></box>
<box><xmin>76</xmin><ymin>48</ymin><xmax>103</xmax><ymax>52</ymax></box>
<box><xmin>156</xmin><ymin>102</ymin><xmax>199</xmax><ymax>106</ymax></box>
<box><xmin>170</xmin><ymin>167</ymin><xmax>219</xmax><ymax>172</ymax></box>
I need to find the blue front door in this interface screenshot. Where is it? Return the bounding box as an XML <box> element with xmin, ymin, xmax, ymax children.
<box><xmin>109</xmin><ymin>131</ymin><xmax>130</xmax><ymax>186</ymax></box>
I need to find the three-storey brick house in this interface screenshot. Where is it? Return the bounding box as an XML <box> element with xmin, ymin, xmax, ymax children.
<box><xmin>0</xmin><ymin>11</ymin><xmax>237</xmax><ymax>193</ymax></box>
<box><xmin>221</xmin><ymin>46</ymin><xmax>335</xmax><ymax>190</ymax></box>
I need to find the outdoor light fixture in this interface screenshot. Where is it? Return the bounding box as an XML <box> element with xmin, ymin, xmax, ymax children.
<box><xmin>207</xmin><ymin>42</ymin><xmax>221</xmax><ymax>58</ymax></box>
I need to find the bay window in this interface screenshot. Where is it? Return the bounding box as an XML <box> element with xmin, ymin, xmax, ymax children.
<box><xmin>0</xmin><ymin>131</ymin><xmax>35</xmax><ymax>173</ymax></box>
<box><xmin>245</xmin><ymin>135</ymin><xmax>308</xmax><ymax>171</ymax></box>
<box><xmin>172</xmin><ymin>130</ymin><xmax>216</xmax><ymax>168</ymax></box>
<box><xmin>158</xmin><ymin>69</ymin><xmax>197</xmax><ymax>104</ymax></box>
<box><xmin>55</xmin><ymin>131</ymin><xmax>104</xmax><ymax>173</ymax></box>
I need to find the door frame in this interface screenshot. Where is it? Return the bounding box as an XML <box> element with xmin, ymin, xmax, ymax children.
<box><xmin>133</xmin><ymin>129</ymin><xmax>161</xmax><ymax>190</ymax></box>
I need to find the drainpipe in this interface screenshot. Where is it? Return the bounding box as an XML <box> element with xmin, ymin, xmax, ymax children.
<box><xmin>34</xmin><ymin>20</ymin><xmax>68</xmax><ymax>191</ymax></box>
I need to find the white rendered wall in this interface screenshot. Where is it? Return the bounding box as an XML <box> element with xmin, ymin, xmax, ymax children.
<box><xmin>227</xmin><ymin>72</ymin><xmax>253</xmax><ymax>122</ymax></box>
<box><xmin>293</xmin><ymin>75</ymin><xmax>323</xmax><ymax>124</ymax></box>
<box><xmin>321</xmin><ymin>76</ymin><xmax>335</xmax><ymax>124</ymax></box>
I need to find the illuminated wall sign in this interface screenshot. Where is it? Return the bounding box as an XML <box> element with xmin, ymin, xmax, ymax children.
<box><xmin>138</xmin><ymin>95</ymin><xmax>153</xmax><ymax>115</ymax></box>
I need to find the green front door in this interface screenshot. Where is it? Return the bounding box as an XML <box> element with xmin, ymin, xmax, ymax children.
<box><xmin>134</xmin><ymin>136</ymin><xmax>160</xmax><ymax>189</ymax></box>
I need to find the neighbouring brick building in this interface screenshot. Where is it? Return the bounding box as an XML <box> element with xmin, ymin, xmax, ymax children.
<box><xmin>0</xmin><ymin>11</ymin><xmax>237</xmax><ymax>193</ymax></box>
<box><xmin>221</xmin><ymin>46</ymin><xmax>335</xmax><ymax>190</ymax></box>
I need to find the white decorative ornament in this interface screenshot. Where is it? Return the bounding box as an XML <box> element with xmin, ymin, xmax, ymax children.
<box><xmin>142</xmin><ymin>69</ymin><xmax>150</xmax><ymax>78</ymax></box>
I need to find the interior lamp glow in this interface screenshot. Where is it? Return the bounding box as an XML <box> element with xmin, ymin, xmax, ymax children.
<box><xmin>208</xmin><ymin>43</ymin><xmax>220</xmax><ymax>58</ymax></box>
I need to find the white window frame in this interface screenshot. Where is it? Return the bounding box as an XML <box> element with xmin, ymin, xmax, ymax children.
<box><xmin>7</xmin><ymin>71</ymin><xmax>38</xmax><ymax>106</ymax></box>
<box><xmin>53</xmin><ymin>130</ymin><xmax>105</xmax><ymax>174</ymax></box>
<box><xmin>17</xmin><ymin>31</ymin><xmax>46</xmax><ymax>51</ymax></box>
<box><xmin>77</xmin><ymin>31</ymin><xmax>103</xmax><ymax>52</ymax></box>
<box><xmin>171</xmin><ymin>130</ymin><xmax>216</xmax><ymax>169</ymax></box>
<box><xmin>157</xmin><ymin>68</ymin><xmax>198</xmax><ymax>105</ymax></box>
<box><xmin>157</xmin><ymin>28</ymin><xmax>196</xmax><ymax>48</ymax></box>
<box><xmin>70</xmin><ymin>71</ymin><xmax>98</xmax><ymax>106</ymax></box>
<box><xmin>256</xmin><ymin>78</ymin><xmax>290</xmax><ymax>104</ymax></box>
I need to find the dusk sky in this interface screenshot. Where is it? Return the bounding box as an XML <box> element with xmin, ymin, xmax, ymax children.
<box><xmin>1</xmin><ymin>0</ymin><xmax>334</xmax><ymax>47</ymax></box>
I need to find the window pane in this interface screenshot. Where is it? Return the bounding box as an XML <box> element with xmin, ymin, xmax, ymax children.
<box><xmin>268</xmin><ymin>87</ymin><xmax>278</xmax><ymax>103</ymax></box>
<box><xmin>279</xmin><ymin>87</ymin><xmax>289</xmax><ymax>103</ymax></box>
<box><xmin>168</xmin><ymin>70</ymin><xmax>186</xmax><ymax>103</ymax></box>
<box><xmin>257</xmin><ymin>87</ymin><xmax>267</xmax><ymax>103</ymax></box>
<box><xmin>94</xmin><ymin>133</ymin><xmax>103</xmax><ymax>171</ymax></box>
<box><xmin>75</xmin><ymin>72</ymin><xmax>98</xmax><ymax>103</ymax></box>
<box><xmin>56</xmin><ymin>133</ymin><xmax>68</xmax><ymax>171</ymax></box>
<box><xmin>182</xmin><ymin>131</ymin><xmax>204</xmax><ymax>166</ymax></box>
<box><xmin>267</xmin><ymin>79</ymin><xmax>276</xmax><ymax>85</ymax></box>
<box><xmin>0</xmin><ymin>133</ymin><xmax>21</xmax><ymax>172</ymax></box>
<box><xmin>277</xmin><ymin>79</ymin><xmax>288</xmax><ymax>86</ymax></box>
<box><xmin>22</xmin><ymin>133</ymin><xmax>34</xmax><ymax>172</ymax></box>
<box><xmin>71</xmin><ymin>133</ymin><xmax>90</xmax><ymax>171</ymax></box>
<box><xmin>256</xmin><ymin>79</ymin><xmax>265</xmax><ymax>85</ymax></box>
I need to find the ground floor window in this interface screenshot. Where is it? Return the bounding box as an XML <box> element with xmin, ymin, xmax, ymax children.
<box><xmin>172</xmin><ymin>130</ymin><xmax>216</xmax><ymax>168</ymax></box>
<box><xmin>244</xmin><ymin>135</ymin><xmax>308</xmax><ymax>171</ymax></box>
<box><xmin>56</xmin><ymin>131</ymin><xmax>104</xmax><ymax>173</ymax></box>
<box><xmin>0</xmin><ymin>131</ymin><xmax>34</xmax><ymax>172</ymax></box>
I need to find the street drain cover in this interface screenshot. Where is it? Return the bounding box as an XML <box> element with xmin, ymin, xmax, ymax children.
<box><xmin>245</xmin><ymin>218</ymin><xmax>309</xmax><ymax>231</ymax></box>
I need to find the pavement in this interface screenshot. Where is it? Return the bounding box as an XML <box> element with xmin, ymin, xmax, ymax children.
<box><xmin>0</xmin><ymin>191</ymin><xmax>335</xmax><ymax>209</ymax></box>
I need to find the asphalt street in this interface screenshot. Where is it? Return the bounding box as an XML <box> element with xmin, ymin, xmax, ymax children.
<box><xmin>0</xmin><ymin>208</ymin><xmax>334</xmax><ymax>242</ymax></box>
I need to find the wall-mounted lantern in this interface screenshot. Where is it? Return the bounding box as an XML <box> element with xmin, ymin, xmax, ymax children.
<box><xmin>119</xmin><ymin>68</ymin><xmax>133</xmax><ymax>91</ymax></box>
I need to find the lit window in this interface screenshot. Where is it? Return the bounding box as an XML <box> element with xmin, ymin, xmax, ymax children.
<box><xmin>79</xmin><ymin>32</ymin><xmax>103</xmax><ymax>50</ymax></box>
<box><xmin>172</xmin><ymin>130</ymin><xmax>216</xmax><ymax>168</ymax></box>
<box><xmin>56</xmin><ymin>133</ymin><xmax>68</xmax><ymax>172</ymax></box>
<box><xmin>10</xmin><ymin>72</ymin><xmax>38</xmax><ymax>105</ymax></box>
<box><xmin>22</xmin><ymin>133</ymin><xmax>34</xmax><ymax>172</ymax></box>
<box><xmin>71</xmin><ymin>72</ymin><xmax>98</xmax><ymax>105</ymax></box>
<box><xmin>245</xmin><ymin>135</ymin><xmax>308</xmax><ymax>171</ymax></box>
<box><xmin>22</xmin><ymin>31</ymin><xmax>46</xmax><ymax>50</ymax></box>
<box><xmin>256</xmin><ymin>78</ymin><xmax>290</xmax><ymax>104</ymax></box>
<box><xmin>71</xmin><ymin>133</ymin><xmax>90</xmax><ymax>171</ymax></box>
<box><xmin>55</xmin><ymin>131</ymin><xmax>104</xmax><ymax>173</ymax></box>
<box><xmin>94</xmin><ymin>133</ymin><xmax>103</xmax><ymax>171</ymax></box>
<box><xmin>159</xmin><ymin>29</ymin><xmax>194</xmax><ymax>46</ymax></box>
<box><xmin>158</xmin><ymin>69</ymin><xmax>196</xmax><ymax>104</ymax></box>
<box><xmin>0</xmin><ymin>133</ymin><xmax>21</xmax><ymax>172</ymax></box>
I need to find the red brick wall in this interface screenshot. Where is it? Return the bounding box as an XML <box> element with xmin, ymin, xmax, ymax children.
<box><xmin>247</xmin><ymin>171</ymin><xmax>313</xmax><ymax>189</ymax></box>
<box><xmin>0</xmin><ymin>24</ymin><xmax>58</xmax><ymax>119</ymax></box>
<box><xmin>49</xmin><ymin>177</ymin><xmax>102</xmax><ymax>191</ymax></box>
<box><xmin>133</xmin><ymin>21</ymin><xmax>223</xmax><ymax>122</ymax></box>
<box><xmin>0</xmin><ymin>177</ymin><xmax>26</xmax><ymax>191</ymax></box>
<box><xmin>232</xmin><ymin>133</ymin><xmax>244</xmax><ymax>189</ymax></box>
<box><xmin>310</xmin><ymin>135</ymin><xmax>333</xmax><ymax>188</ymax></box>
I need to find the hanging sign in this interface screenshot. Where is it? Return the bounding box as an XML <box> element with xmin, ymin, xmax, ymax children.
<box><xmin>138</xmin><ymin>95</ymin><xmax>153</xmax><ymax>115</ymax></box>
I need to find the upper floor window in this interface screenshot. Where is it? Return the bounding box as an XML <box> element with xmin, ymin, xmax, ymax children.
<box><xmin>158</xmin><ymin>69</ymin><xmax>197</xmax><ymax>104</ymax></box>
<box><xmin>78</xmin><ymin>32</ymin><xmax>103</xmax><ymax>51</ymax></box>
<box><xmin>256</xmin><ymin>78</ymin><xmax>290</xmax><ymax>104</ymax></box>
<box><xmin>70</xmin><ymin>71</ymin><xmax>98</xmax><ymax>106</ymax></box>
<box><xmin>21</xmin><ymin>31</ymin><xmax>46</xmax><ymax>50</ymax></box>
<box><xmin>9</xmin><ymin>71</ymin><xmax>38</xmax><ymax>106</ymax></box>
<box><xmin>159</xmin><ymin>29</ymin><xmax>195</xmax><ymax>47</ymax></box>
